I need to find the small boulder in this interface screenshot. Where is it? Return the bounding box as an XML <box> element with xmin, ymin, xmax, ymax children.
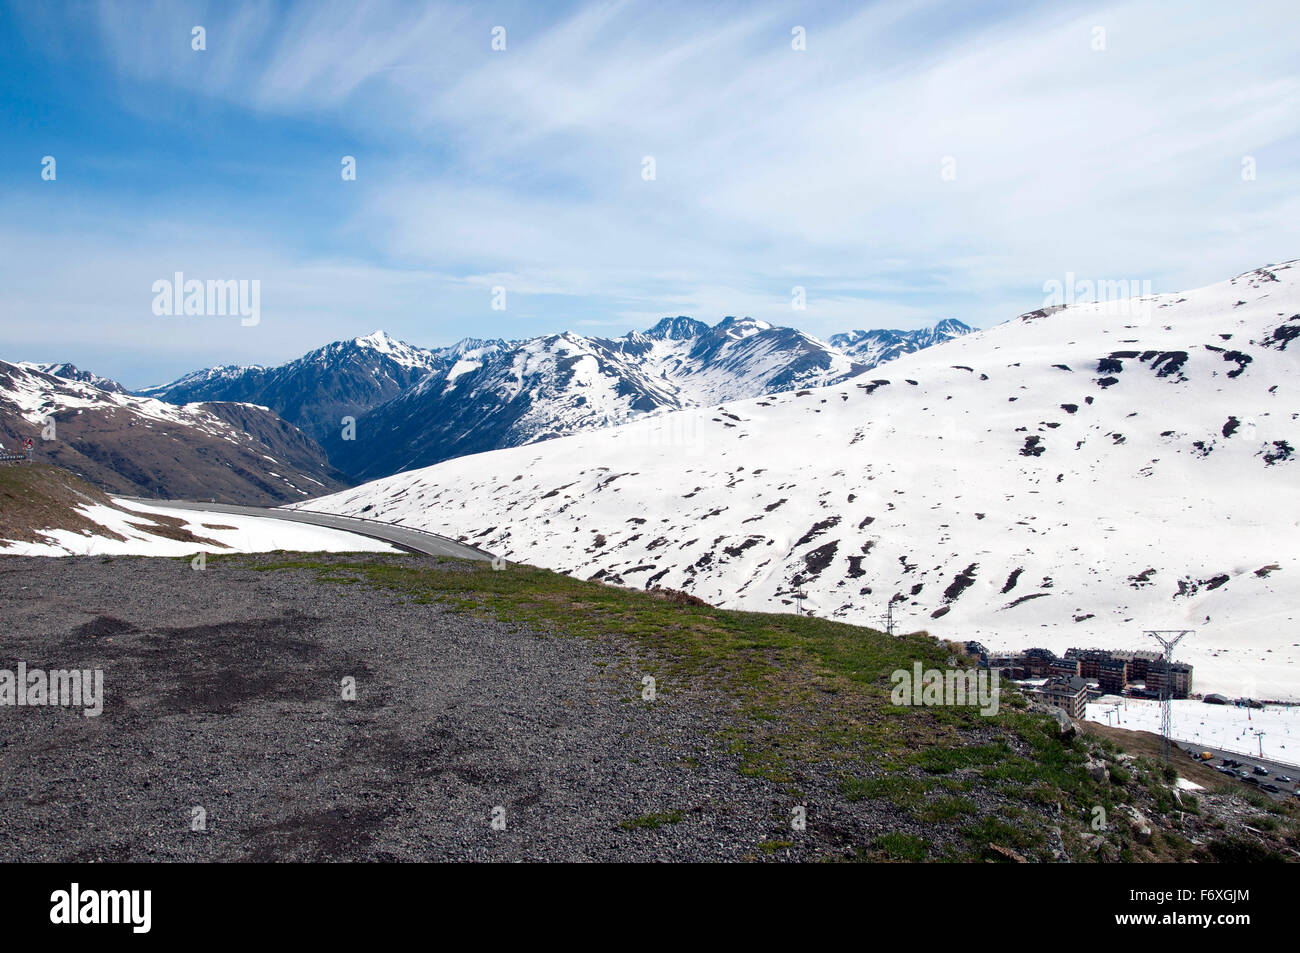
<box><xmin>1122</xmin><ymin>805</ymin><xmax>1152</xmax><ymax>843</ymax></box>
<box><xmin>1049</xmin><ymin>708</ymin><xmax>1077</xmax><ymax>738</ymax></box>
<box><xmin>987</xmin><ymin>843</ymin><xmax>1028</xmax><ymax>863</ymax></box>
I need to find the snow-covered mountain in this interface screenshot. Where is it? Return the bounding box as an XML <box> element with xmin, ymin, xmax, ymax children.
<box><xmin>298</xmin><ymin>262</ymin><xmax>1300</xmax><ymax>699</ymax></box>
<box><xmin>28</xmin><ymin>362</ymin><xmax>129</xmax><ymax>394</ymax></box>
<box><xmin>139</xmin><ymin>330</ymin><xmax>444</xmax><ymax>444</ymax></box>
<box><xmin>620</xmin><ymin>315</ymin><xmax>869</xmax><ymax>403</ymax></box>
<box><xmin>324</xmin><ymin>315</ymin><xmax>883</xmax><ymax>480</ymax></box>
<box><xmin>828</xmin><ymin>319</ymin><xmax>973</xmax><ymax>366</ymax></box>
<box><xmin>0</xmin><ymin>361</ymin><xmax>347</xmax><ymax>504</ymax></box>
<box><xmin>143</xmin><ymin>317</ymin><xmax>969</xmax><ymax>480</ymax></box>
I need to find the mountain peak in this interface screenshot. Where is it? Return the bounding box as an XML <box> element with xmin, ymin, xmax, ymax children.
<box><xmin>354</xmin><ymin>329</ymin><xmax>402</xmax><ymax>350</ymax></box>
<box><xmin>715</xmin><ymin>316</ymin><xmax>772</xmax><ymax>337</ymax></box>
<box><xmin>644</xmin><ymin>316</ymin><xmax>709</xmax><ymax>341</ymax></box>
<box><xmin>933</xmin><ymin>318</ymin><xmax>973</xmax><ymax>334</ymax></box>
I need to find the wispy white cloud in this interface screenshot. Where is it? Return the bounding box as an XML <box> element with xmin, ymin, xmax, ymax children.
<box><xmin>5</xmin><ymin>0</ymin><xmax>1298</xmax><ymax>375</ymax></box>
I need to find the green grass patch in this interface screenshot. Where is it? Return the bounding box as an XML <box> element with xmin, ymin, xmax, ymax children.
<box><xmin>872</xmin><ymin>832</ymin><xmax>929</xmax><ymax>861</ymax></box>
<box><xmin>961</xmin><ymin>815</ymin><xmax>1043</xmax><ymax>853</ymax></box>
<box><xmin>913</xmin><ymin>795</ymin><xmax>977</xmax><ymax>823</ymax></box>
<box><xmin>840</xmin><ymin>773</ymin><xmax>932</xmax><ymax>808</ymax></box>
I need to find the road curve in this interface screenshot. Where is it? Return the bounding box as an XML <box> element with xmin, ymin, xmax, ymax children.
<box><xmin>116</xmin><ymin>497</ymin><xmax>495</xmax><ymax>562</ymax></box>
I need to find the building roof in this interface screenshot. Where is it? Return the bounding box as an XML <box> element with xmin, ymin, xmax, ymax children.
<box><xmin>1041</xmin><ymin>675</ymin><xmax>1089</xmax><ymax>695</ymax></box>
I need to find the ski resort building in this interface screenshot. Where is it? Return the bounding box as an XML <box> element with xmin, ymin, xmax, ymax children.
<box><xmin>1147</xmin><ymin>661</ymin><xmax>1194</xmax><ymax>700</ymax></box>
<box><xmin>989</xmin><ymin>647</ymin><xmax>1194</xmax><ymax>700</ymax></box>
<box><xmin>1039</xmin><ymin>676</ymin><xmax>1090</xmax><ymax>719</ymax></box>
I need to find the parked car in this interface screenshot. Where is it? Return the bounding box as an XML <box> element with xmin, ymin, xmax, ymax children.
<box><xmin>1253</xmin><ymin>765</ymin><xmax>1269</xmax><ymax>776</ymax></box>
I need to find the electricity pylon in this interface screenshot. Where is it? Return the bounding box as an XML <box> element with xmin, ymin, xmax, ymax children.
<box><xmin>1145</xmin><ymin>630</ymin><xmax>1193</xmax><ymax>764</ymax></box>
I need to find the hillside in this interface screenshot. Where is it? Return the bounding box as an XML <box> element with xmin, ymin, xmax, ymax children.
<box><xmin>299</xmin><ymin>262</ymin><xmax>1300</xmax><ymax>700</ymax></box>
<box><xmin>0</xmin><ymin>361</ymin><xmax>347</xmax><ymax>504</ymax></box>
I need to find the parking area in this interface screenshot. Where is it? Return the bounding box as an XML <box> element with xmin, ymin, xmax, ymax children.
<box><xmin>1181</xmin><ymin>744</ymin><xmax>1300</xmax><ymax>801</ymax></box>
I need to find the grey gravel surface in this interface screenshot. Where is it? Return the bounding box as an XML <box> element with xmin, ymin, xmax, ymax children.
<box><xmin>0</xmin><ymin>554</ymin><xmax>967</xmax><ymax>862</ymax></box>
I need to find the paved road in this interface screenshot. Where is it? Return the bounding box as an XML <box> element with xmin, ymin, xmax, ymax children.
<box><xmin>116</xmin><ymin>497</ymin><xmax>495</xmax><ymax>562</ymax></box>
<box><xmin>1177</xmin><ymin>741</ymin><xmax>1300</xmax><ymax>801</ymax></box>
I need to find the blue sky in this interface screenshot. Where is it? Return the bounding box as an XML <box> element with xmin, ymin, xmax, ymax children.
<box><xmin>1</xmin><ymin>0</ymin><xmax>1297</xmax><ymax>388</ymax></box>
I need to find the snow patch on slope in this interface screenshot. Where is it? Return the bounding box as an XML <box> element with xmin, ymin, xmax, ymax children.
<box><xmin>0</xmin><ymin>499</ymin><xmax>397</xmax><ymax>557</ymax></box>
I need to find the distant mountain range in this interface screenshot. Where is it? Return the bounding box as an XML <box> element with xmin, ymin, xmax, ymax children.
<box><xmin>140</xmin><ymin>317</ymin><xmax>973</xmax><ymax>480</ymax></box>
<box><xmin>828</xmin><ymin>318</ymin><xmax>974</xmax><ymax>365</ymax></box>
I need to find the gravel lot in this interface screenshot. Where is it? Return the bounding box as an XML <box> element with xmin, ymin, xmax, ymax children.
<box><xmin>0</xmin><ymin>554</ymin><xmax>922</xmax><ymax>861</ymax></box>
